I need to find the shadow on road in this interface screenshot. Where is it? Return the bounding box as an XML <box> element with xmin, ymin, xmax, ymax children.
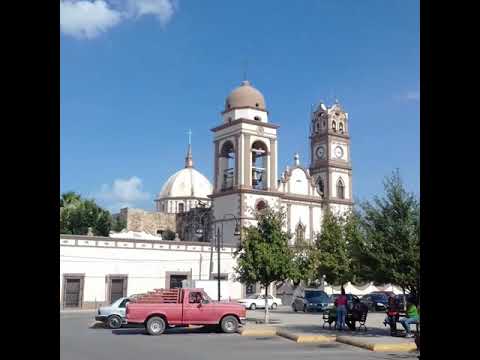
<box><xmin>112</xmin><ymin>328</ymin><xmax>147</xmax><ymax>335</ymax></box>
<box><xmin>112</xmin><ymin>325</ymin><xmax>227</xmax><ymax>336</ymax></box>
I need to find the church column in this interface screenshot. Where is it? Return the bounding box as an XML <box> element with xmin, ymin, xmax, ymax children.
<box><xmin>269</xmin><ymin>138</ymin><xmax>277</xmax><ymax>190</ymax></box>
<box><xmin>309</xmin><ymin>205</ymin><xmax>313</xmax><ymax>243</ymax></box>
<box><xmin>214</xmin><ymin>140</ymin><xmax>220</xmax><ymax>192</ymax></box>
<box><xmin>238</xmin><ymin>134</ymin><xmax>244</xmax><ymax>186</ymax></box>
<box><xmin>287</xmin><ymin>203</ymin><xmax>291</xmax><ymax>235</ymax></box>
<box><xmin>235</xmin><ymin>135</ymin><xmax>240</xmax><ymax>187</ymax></box>
<box><xmin>243</xmin><ymin>134</ymin><xmax>251</xmax><ymax>188</ymax></box>
<box><xmin>349</xmin><ymin>170</ymin><xmax>352</xmax><ymax>201</ymax></box>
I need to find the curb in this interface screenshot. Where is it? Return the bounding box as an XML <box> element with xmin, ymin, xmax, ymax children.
<box><xmin>277</xmin><ymin>329</ymin><xmax>335</xmax><ymax>343</ymax></box>
<box><xmin>239</xmin><ymin>327</ymin><xmax>278</xmax><ymax>336</ymax></box>
<box><xmin>336</xmin><ymin>336</ymin><xmax>418</xmax><ymax>352</ymax></box>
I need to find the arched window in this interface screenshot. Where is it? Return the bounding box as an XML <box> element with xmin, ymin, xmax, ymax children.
<box><xmin>332</xmin><ymin>121</ymin><xmax>337</xmax><ymax>131</ymax></box>
<box><xmin>339</xmin><ymin>122</ymin><xmax>344</xmax><ymax>133</ymax></box>
<box><xmin>317</xmin><ymin>177</ymin><xmax>324</xmax><ymax>196</ymax></box>
<box><xmin>336</xmin><ymin>178</ymin><xmax>345</xmax><ymax>199</ymax></box>
<box><xmin>178</xmin><ymin>203</ymin><xmax>184</xmax><ymax>213</ymax></box>
<box><xmin>251</xmin><ymin>141</ymin><xmax>268</xmax><ymax>190</ymax></box>
<box><xmin>295</xmin><ymin>222</ymin><xmax>306</xmax><ymax>244</ymax></box>
<box><xmin>220</xmin><ymin>141</ymin><xmax>235</xmax><ymax>190</ymax></box>
<box><xmin>315</xmin><ymin>122</ymin><xmax>320</xmax><ymax>132</ymax></box>
<box><xmin>254</xmin><ymin>116</ymin><xmax>261</xmax><ymax>121</ymax></box>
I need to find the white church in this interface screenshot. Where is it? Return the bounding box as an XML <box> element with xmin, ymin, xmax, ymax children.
<box><xmin>60</xmin><ymin>80</ymin><xmax>400</xmax><ymax>309</ymax></box>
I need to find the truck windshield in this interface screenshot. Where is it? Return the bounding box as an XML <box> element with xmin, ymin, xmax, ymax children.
<box><xmin>202</xmin><ymin>292</ymin><xmax>213</xmax><ymax>302</ymax></box>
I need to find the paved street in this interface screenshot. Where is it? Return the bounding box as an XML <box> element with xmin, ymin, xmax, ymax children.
<box><xmin>247</xmin><ymin>306</ymin><xmax>390</xmax><ymax>328</ymax></box>
<box><xmin>61</xmin><ymin>312</ymin><xmax>418</xmax><ymax>360</ymax></box>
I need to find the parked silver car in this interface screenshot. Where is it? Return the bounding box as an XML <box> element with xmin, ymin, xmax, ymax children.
<box><xmin>95</xmin><ymin>297</ymin><xmax>132</xmax><ymax>329</ymax></box>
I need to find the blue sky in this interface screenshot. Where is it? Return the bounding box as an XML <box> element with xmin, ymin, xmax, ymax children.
<box><xmin>60</xmin><ymin>0</ymin><xmax>419</xmax><ymax>212</ymax></box>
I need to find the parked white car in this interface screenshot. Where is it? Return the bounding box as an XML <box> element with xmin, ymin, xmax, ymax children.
<box><xmin>238</xmin><ymin>294</ymin><xmax>282</xmax><ymax>310</ymax></box>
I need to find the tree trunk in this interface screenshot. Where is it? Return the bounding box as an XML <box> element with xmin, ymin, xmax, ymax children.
<box><xmin>264</xmin><ymin>284</ymin><xmax>270</xmax><ymax>324</ymax></box>
<box><xmin>402</xmin><ymin>287</ymin><xmax>407</xmax><ymax>312</ymax></box>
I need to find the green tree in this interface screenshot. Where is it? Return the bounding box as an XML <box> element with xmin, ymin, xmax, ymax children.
<box><xmin>234</xmin><ymin>207</ymin><xmax>294</xmax><ymax>323</ymax></box>
<box><xmin>60</xmin><ymin>191</ymin><xmax>81</xmax><ymax>208</ymax></box>
<box><xmin>315</xmin><ymin>209</ymin><xmax>355</xmax><ymax>287</ymax></box>
<box><xmin>111</xmin><ymin>217</ymin><xmax>127</xmax><ymax>232</ymax></box>
<box><xmin>357</xmin><ymin>170</ymin><xmax>420</xmax><ymax>302</ymax></box>
<box><xmin>162</xmin><ymin>229</ymin><xmax>176</xmax><ymax>240</ymax></box>
<box><xmin>60</xmin><ymin>192</ymin><xmax>113</xmax><ymax>236</ymax></box>
<box><xmin>290</xmin><ymin>239</ymin><xmax>320</xmax><ymax>288</ymax></box>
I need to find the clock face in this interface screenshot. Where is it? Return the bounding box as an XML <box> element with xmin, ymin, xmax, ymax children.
<box><xmin>316</xmin><ymin>146</ymin><xmax>325</xmax><ymax>159</ymax></box>
<box><xmin>335</xmin><ymin>146</ymin><xmax>344</xmax><ymax>159</ymax></box>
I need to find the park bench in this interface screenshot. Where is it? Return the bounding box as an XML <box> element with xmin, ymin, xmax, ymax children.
<box><xmin>390</xmin><ymin>314</ymin><xmax>420</xmax><ymax>336</ymax></box>
<box><xmin>322</xmin><ymin>309</ymin><xmax>368</xmax><ymax>331</ymax></box>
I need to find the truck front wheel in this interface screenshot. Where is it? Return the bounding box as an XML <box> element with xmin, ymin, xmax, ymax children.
<box><xmin>220</xmin><ymin>316</ymin><xmax>239</xmax><ymax>334</ymax></box>
<box><xmin>146</xmin><ymin>316</ymin><xmax>166</xmax><ymax>336</ymax></box>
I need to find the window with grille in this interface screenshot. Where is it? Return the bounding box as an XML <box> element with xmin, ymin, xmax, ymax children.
<box><xmin>336</xmin><ymin>178</ymin><xmax>345</xmax><ymax>199</ymax></box>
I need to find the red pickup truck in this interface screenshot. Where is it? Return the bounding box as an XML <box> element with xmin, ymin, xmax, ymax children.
<box><xmin>126</xmin><ymin>288</ymin><xmax>246</xmax><ymax>335</ymax></box>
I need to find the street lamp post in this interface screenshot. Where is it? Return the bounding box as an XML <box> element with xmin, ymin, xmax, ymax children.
<box><xmin>213</xmin><ymin>214</ymin><xmax>241</xmax><ymax>301</ymax></box>
<box><xmin>192</xmin><ymin>210</ymin><xmax>211</xmax><ymax>281</ymax></box>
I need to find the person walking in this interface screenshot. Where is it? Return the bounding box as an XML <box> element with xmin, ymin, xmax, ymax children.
<box><xmin>335</xmin><ymin>287</ymin><xmax>348</xmax><ymax>331</ymax></box>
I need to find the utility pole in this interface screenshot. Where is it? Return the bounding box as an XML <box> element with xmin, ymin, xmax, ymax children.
<box><xmin>199</xmin><ymin>254</ymin><xmax>202</xmax><ymax>281</ymax></box>
<box><xmin>217</xmin><ymin>227</ymin><xmax>221</xmax><ymax>301</ymax></box>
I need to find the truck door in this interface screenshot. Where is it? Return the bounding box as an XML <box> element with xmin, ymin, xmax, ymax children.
<box><xmin>182</xmin><ymin>291</ymin><xmax>214</xmax><ymax>324</ymax></box>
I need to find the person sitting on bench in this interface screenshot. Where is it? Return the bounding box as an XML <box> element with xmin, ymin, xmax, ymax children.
<box><xmin>399</xmin><ymin>297</ymin><xmax>419</xmax><ymax>338</ymax></box>
<box><xmin>383</xmin><ymin>294</ymin><xmax>400</xmax><ymax>335</ymax></box>
<box><xmin>346</xmin><ymin>297</ymin><xmax>368</xmax><ymax>330</ymax></box>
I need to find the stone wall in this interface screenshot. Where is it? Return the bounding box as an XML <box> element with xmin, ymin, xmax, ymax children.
<box><xmin>119</xmin><ymin>208</ymin><xmax>177</xmax><ymax>236</ymax></box>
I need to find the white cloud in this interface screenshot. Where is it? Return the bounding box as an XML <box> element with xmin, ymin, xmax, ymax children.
<box><xmin>60</xmin><ymin>0</ymin><xmax>178</xmax><ymax>39</ymax></box>
<box><xmin>97</xmin><ymin>176</ymin><xmax>150</xmax><ymax>212</ymax></box>
<box><xmin>404</xmin><ymin>90</ymin><xmax>420</xmax><ymax>101</ymax></box>
<box><xmin>126</xmin><ymin>0</ymin><xmax>177</xmax><ymax>27</ymax></box>
<box><xmin>396</xmin><ymin>90</ymin><xmax>420</xmax><ymax>102</ymax></box>
<box><xmin>60</xmin><ymin>0</ymin><xmax>122</xmax><ymax>39</ymax></box>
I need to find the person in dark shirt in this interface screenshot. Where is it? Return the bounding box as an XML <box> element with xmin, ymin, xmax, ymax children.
<box><xmin>346</xmin><ymin>297</ymin><xmax>368</xmax><ymax>330</ymax></box>
<box><xmin>384</xmin><ymin>294</ymin><xmax>400</xmax><ymax>335</ymax></box>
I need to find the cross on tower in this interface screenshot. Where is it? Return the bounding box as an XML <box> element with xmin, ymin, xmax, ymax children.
<box><xmin>187</xmin><ymin>129</ymin><xmax>192</xmax><ymax>145</ymax></box>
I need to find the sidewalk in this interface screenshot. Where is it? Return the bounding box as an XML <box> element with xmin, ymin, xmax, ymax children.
<box><xmin>60</xmin><ymin>308</ymin><xmax>96</xmax><ymax>314</ymax></box>
<box><xmin>243</xmin><ymin>308</ymin><xmax>418</xmax><ymax>352</ymax></box>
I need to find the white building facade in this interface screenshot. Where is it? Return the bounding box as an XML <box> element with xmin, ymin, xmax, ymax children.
<box><xmin>210</xmin><ymin>80</ymin><xmax>353</xmax><ymax>246</ymax></box>
<box><xmin>61</xmin><ymin>80</ymin><xmax>386</xmax><ymax>310</ymax></box>
<box><xmin>60</xmin><ymin>234</ymin><xmax>241</xmax><ymax>308</ymax></box>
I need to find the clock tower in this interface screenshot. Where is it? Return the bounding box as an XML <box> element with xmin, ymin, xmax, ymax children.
<box><xmin>309</xmin><ymin>101</ymin><xmax>353</xmax><ymax>209</ymax></box>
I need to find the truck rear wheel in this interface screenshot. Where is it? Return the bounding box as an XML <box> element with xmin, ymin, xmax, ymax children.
<box><xmin>146</xmin><ymin>316</ymin><xmax>166</xmax><ymax>336</ymax></box>
<box><xmin>220</xmin><ymin>316</ymin><xmax>239</xmax><ymax>334</ymax></box>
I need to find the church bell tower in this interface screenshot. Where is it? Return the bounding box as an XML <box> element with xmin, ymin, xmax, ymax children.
<box><xmin>309</xmin><ymin>101</ymin><xmax>353</xmax><ymax>209</ymax></box>
<box><xmin>210</xmin><ymin>80</ymin><xmax>280</xmax><ymax>245</ymax></box>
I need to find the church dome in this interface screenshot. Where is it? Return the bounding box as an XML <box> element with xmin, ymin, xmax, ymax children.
<box><xmin>225</xmin><ymin>80</ymin><xmax>266</xmax><ymax>112</ymax></box>
<box><xmin>158</xmin><ymin>167</ymin><xmax>213</xmax><ymax>199</ymax></box>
